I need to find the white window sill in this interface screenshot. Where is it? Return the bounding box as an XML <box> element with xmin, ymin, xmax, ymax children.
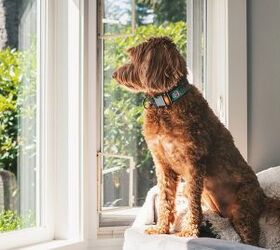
<box><xmin>99</xmin><ymin>207</ymin><xmax>141</xmax><ymax>227</ymax></box>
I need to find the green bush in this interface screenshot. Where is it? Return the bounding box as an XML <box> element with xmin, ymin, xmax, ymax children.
<box><xmin>0</xmin><ymin>47</ymin><xmax>37</xmax><ymax>231</ymax></box>
<box><xmin>0</xmin><ymin>210</ymin><xmax>22</xmax><ymax>232</ymax></box>
<box><xmin>103</xmin><ymin>22</ymin><xmax>187</xmax><ymax>204</ymax></box>
<box><xmin>0</xmin><ymin>210</ymin><xmax>35</xmax><ymax>232</ymax></box>
<box><xmin>0</xmin><ymin>49</ymin><xmax>21</xmax><ymax>173</ymax></box>
<box><xmin>0</xmin><ymin>46</ymin><xmax>36</xmax><ymax>174</ymax></box>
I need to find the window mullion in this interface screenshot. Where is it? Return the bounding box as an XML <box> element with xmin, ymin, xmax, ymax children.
<box><xmin>53</xmin><ymin>0</ymin><xmax>83</xmax><ymax>241</ymax></box>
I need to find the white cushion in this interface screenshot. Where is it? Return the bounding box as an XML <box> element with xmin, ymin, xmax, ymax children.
<box><xmin>124</xmin><ymin>166</ymin><xmax>280</xmax><ymax>250</ymax></box>
<box><xmin>123</xmin><ymin>227</ymin><xmax>263</xmax><ymax>250</ymax></box>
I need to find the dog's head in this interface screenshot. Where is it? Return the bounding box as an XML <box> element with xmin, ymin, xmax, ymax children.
<box><xmin>112</xmin><ymin>37</ymin><xmax>187</xmax><ymax>95</ymax></box>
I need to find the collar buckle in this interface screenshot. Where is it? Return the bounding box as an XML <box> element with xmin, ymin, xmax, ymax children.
<box><xmin>143</xmin><ymin>79</ymin><xmax>191</xmax><ymax>109</ymax></box>
<box><xmin>153</xmin><ymin>93</ymin><xmax>172</xmax><ymax>107</ymax></box>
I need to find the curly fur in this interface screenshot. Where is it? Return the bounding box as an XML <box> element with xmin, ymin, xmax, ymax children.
<box><xmin>112</xmin><ymin>37</ymin><xmax>280</xmax><ymax>246</ymax></box>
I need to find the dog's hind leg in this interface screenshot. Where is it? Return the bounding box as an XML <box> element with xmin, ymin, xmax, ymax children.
<box><xmin>229</xmin><ymin>183</ymin><xmax>265</xmax><ymax>246</ymax></box>
<box><xmin>230</xmin><ymin>210</ymin><xmax>261</xmax><ymax>246</ymax></box>
<box><xmin>145</xmin><ymin>156</ymin><xmax>179</xmax><ymax>235</ymax></box>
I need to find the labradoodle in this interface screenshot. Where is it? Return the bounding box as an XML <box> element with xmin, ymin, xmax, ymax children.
<box><xmin>112</xmin><ymin>37</ymin><xmax>280</xmax><ymax>246</ymax></box>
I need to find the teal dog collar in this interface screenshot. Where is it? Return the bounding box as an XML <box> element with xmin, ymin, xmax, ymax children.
<box><xmin>143</xmin><ymin>79</ymin><xmax>191</xmax><ymax>108</ymax></box>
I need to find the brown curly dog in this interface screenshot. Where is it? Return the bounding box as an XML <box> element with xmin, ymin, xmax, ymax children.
<box><xmin>112</xmin><ymin>37</ymin><xmax>280</xmax><ymax>246</ymax></box>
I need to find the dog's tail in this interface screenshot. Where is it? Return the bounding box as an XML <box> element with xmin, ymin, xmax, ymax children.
<box><xmin>263</xmin><ymin>196</ymin><xmax>280</xmax><ymax>223</ymax></box>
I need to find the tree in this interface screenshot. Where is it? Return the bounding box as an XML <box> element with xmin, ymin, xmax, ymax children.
<box><xmin>136</xmin><ymin>0</ymin><xmax>186</xmax><ymax>25</ymax></box>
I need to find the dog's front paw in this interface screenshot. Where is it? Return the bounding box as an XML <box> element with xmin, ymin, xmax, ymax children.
<box><xmin>176</xmin><ymin>224</ymin><xmax>199</xmax><ymax>238</ymax></box>
<box><xmin>145</xmin><ymin>225</ymin><xmax>169</xmax><ymax>235</ymax></box>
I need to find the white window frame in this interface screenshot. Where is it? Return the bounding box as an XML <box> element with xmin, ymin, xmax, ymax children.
<box><xmin>0</xmin><ymin>0</ymin><xmax>54</xmax><ymax>248</ymax></box>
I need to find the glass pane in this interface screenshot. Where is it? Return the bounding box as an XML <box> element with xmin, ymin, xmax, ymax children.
<box><xmin>0</xmin><ymin>0</ymin><xmax>40</xmax><ymax>232</ymax></box>
<box><xmin>102</xmin><ymin>155</ymin><xmax>134</xmax><ymax>208</ymax></box>
<box><xmin>100</xmin><ymin>0</ymin><xmax>188</xmax><ymax>227</ymax></box>
<box><xmin>102</xmin><ymin>0</ymin><xmax>134</xmax><ymax>35</ymax></box>
<box><xmin>200</xmin><ymin>0</ymin><xmax>206</xmax><ymax>93</ymax></box>
<box><xmin>194</xmin><ymin>0</ymin><xmax>206</xmax><ymax>95</ymax></box>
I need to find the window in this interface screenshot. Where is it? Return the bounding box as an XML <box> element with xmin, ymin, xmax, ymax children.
<box><xmin>0</xmin><ymin>0</ymin><xmax>84</xmax><ymax>248</ymax></box>
<box><xmin>97</xmin><ymin>0</ymin><xmax>206</xmax><ymax>231</ymax></box>
<box><xmin>0</xmin><ymin>0</ymin><xmax>40</xmax><ymax>233</ymax></box>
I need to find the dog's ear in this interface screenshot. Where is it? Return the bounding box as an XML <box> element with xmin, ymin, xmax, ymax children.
<box><xmin>140</xmin><ymin>37</ymin><xmax>187</xmax><ymax>93</ymax></box>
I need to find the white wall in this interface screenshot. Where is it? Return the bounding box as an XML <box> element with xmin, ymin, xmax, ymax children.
<box><xmin>247</xmin><ymin>0</ymin><xmax>280</xmax><ymax>172</ymax></box>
